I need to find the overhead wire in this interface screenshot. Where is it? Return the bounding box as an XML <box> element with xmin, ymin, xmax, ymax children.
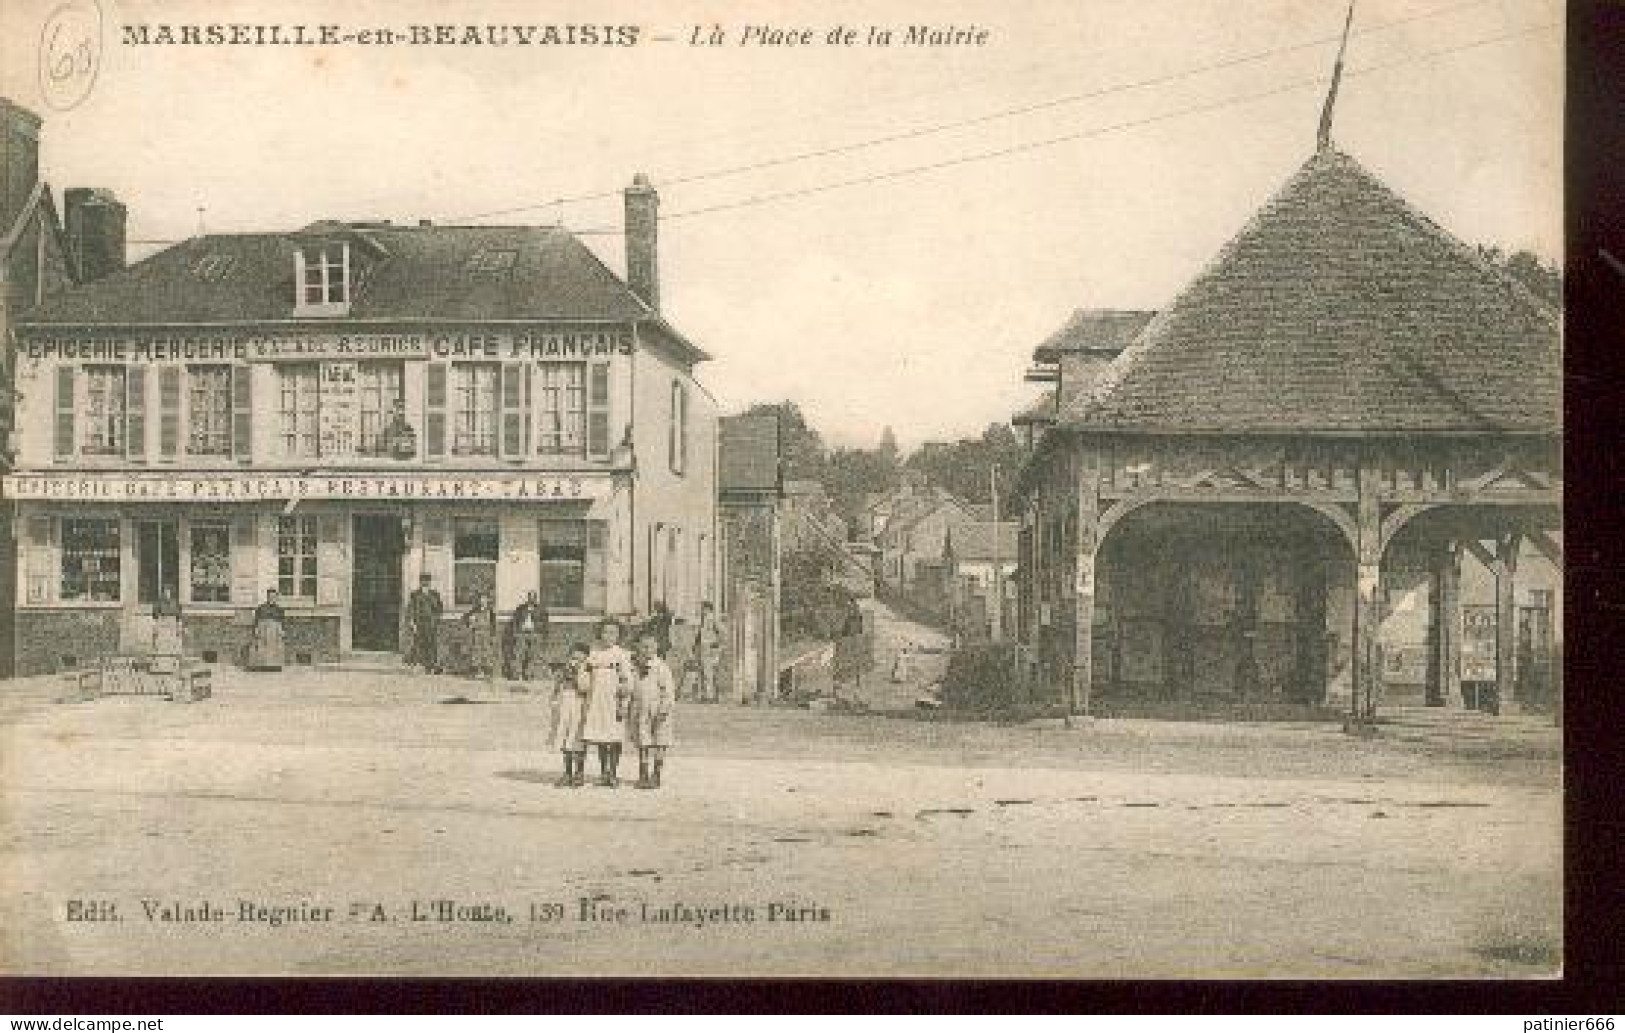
<box><xmin>437</xmin><ymin>0</ymin><xmax>1500</xmax><ymax>224</ymax></box>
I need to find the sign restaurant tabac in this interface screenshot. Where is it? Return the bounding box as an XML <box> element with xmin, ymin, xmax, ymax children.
<box><xmin>0</xmin><ymin>471</ymin><xmax>614</xmax><ymax>503</ymax></box>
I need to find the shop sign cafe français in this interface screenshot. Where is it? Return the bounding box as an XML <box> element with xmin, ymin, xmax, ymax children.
<box><xmin>0</xmin><ymin>471</ymin><xmax>614</xmax><ymax>503</ymax></box>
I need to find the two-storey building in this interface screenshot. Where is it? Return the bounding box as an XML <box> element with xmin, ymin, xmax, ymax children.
<box><xmin>3</xmin><ymin>176</ymin><xmax>719</xmax><ymax>675</ymax></box>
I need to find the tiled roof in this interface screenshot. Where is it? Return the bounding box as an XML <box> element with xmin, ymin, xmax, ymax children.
<box><xmin>719</xmin><ymin>414</ymin><xmax>782</xmax><ymax>493</ymax></box>
<box><xmin>948</xmin><ymin>521</ymin><xmax>1019</xmax><ymax>562</ymax></box>
<box><xmin>1032</xmin><ymin>309</ymin><xmax>1156</xmax><ymax>362</ymax></box>
<box><xmin>1061</xmin><ymin>149</ymin><xmax>1560</xmax><ymax>434</ymax></box>
<box><xmin>884</xmin><ymin>490</ymin><xmax>971</xmax><ymax>538</ymax></box>
<box><xmin>20</xmin><ymin>222</ymin><xmax>705</xmax><ymax>358</ymax></box>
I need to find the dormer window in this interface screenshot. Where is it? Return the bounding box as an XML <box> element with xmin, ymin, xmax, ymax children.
<box><xmin>295</xmin><ymin>242</ymin><xmax>350</xmax><ymax>316</ymax></box>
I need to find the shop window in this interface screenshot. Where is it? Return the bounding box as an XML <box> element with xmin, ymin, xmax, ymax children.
<box><xmin>61</xmin><ymin>518</ymin><xmax>120</xmax><ymax>602</ymax></box>
<box><xmin>189</xmin><ymin>522</ymin><xmax>232</xmax><ymax>603</ymax></box>
<box><xmin>453</xmin><ymin>518</ymin><xmax>499</xmax><ymax>606</ymax></box>
<box><xmin>187</xmin><ymin>366</ymin><xmax>234</xmax><ymax>455</ymax></box>
<box><xmin>536</xmin><ymin>362</ymin><xmax>586</xmax><ymax>456</ymax></box>
<box><xmin>539</xmin><ymin>519</ymin><xmax>606</xmax><ymax>611</ymax></box>
<box><xmin>279</xmin><ymin>364</ymin><xmax>322</xmax><ymax>457</ymax></box>
<box><xmin>81</xmin><ymin>366</ymin><xmax>127</xmax><ymax>455</ymax></box>
<box><xmin>357</xmin><ymin>361</ymin><xmax>407</xmax><ymax>456</ymax></box>
<box><xmin>277</xmin><ymin>515</ymin><xmax>319</xmax><ymax>600</ymax></box>
<box><xmin>451</xmin><ymin>364</ymin><xmax>499</xmax><ymax>456</ymax></box>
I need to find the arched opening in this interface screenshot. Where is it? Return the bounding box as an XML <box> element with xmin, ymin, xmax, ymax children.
<box><xmin>1378</xmin><ymin>503</ymin><xmax>1561</xmax><ymax>714</ymax></box>
<box><xmin>1092</xmin><ymin>501</ymin><xmax>1354</xmax><ymax>709</ymax></box>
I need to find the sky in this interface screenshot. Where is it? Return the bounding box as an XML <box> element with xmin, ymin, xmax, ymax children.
<box><xmin>0</xmin><ymin>0</ymin><xmax>1562</xmax><ymax>449</ymax></box>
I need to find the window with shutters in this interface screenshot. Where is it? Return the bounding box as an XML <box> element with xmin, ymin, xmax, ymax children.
<box><xmin>187</xmin><ymin>366</ymin><xmax>234</xmax><ymax>455</ymax></box>
<box><xmin>586</xmin><ymin>361</ymin><xmax>611</xmax><ymax>460</ymax></box>
<box><xmin>499</xmin><ymin>363</ymin><xmax>528</xmax><ymax>459</ymax></box>
<box><xmin>453</xmin><ymin>518</ymin><xmax>499</xmax><ymax>606</ymax></box>
<box><xmin>277</xmin><ymin>515</ymin><xmax>319</xmax><ymax>600</ymax></box>
<box><xmin>539</xmin><ymin>519</ymin><xmax>607</xmax><ymax>611</ymax></box>
<box><xmin>451</xmin><ymin>363</ymin><xmax>499</xmax><ymax>457</ymax></box>
<box><xmin>669</xmin><ymin>378</ymin><xmax>688</xmax><ymax>474</ymax></box>
<box><xmin>188</xmin><ymin>521</ymin><xmax>232</xmax><ymax>603</ymax></box>
<box><xmin>81</xmin><ymin>366</ymin><xmax>127</xmax><ymax>455</ymax></box>
<box><xmin>125</xmin><ymin>367</ymin><xmax>147</xmax><ymax>460</ymax></box>
<box><xmin>158</xmin><ymin>367</ymin><xmax>182</xmax><ymax>459</ymax></box>
<box><xmin>357</xmin><ymin>361</ymin><xmax>406</xmax><ymax>455</ymax></box>
<box><xmin>535</xmin><ymin>362</ymin><xmax>586</xmax><ymax>456</ymax></box>
<box><xmin>279</xmin><ymin>364</ymin><xmax>321</xmax><ymax>457</ymax></box>
<box><xmin>61</xmin><ymin>518</ymin><xmax>121</xmax><ymax>602</ymax></box>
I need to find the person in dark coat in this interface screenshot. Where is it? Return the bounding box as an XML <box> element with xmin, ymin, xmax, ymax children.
<box><xmin>642</xmin><ymin>601</ymin><xmax>675</xmax><ymax>658</ymax></box>
<box><xmin>505</xmin><ymin>590</ymin><xmax>549</xmax><ymax>681</ymax></box>
<box><xmin>246</xmin><ymin>588</ymin><xmax>287</xmax><ymax>671</ymax></box>
<box><xmin>405</xmin><ymin>574</ymin><xmax>444</xmax><ymax>673</ymax></box>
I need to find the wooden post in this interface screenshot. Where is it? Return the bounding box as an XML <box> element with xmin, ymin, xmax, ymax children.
<box><xmin>1349</xmin><ymin>457</ymin><xmax>1382</xmax><ymax>730</ymax></box>
<box><xmin>1435</xmin><ymin>540</ymin><xmax>1463</xmax><ymax>710</ymax></box>
<box><xmin>1493</xmin><ymin>533</ymin><xmax>1521</xmax><ymax>716</ymax></box>
<box><xmin>1070</xmin><ymin>445</ymin><xmax>1101</xmax><ymax>723</ymax></box>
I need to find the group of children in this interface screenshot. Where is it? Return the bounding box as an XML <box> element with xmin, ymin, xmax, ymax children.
<box><xmin>546</xmin><ymin>618</ymin><xmax>677</xmax><ymax>790</ymax></box>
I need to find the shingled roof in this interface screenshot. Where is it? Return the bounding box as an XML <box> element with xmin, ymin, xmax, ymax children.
<box><xmin>20</xmin><ymin>222</ymin><xmax>707</xmax><ymax>359</ymax></box>
<box><xmin>1032</xmin><ymin>309</ymin><xmax>1156</xmax><ymax>362</ymax></box>
<box><xmin>1061</xmin><ymin>149</ymin><xmax>1560</xmax><ymax>435</ymax></box>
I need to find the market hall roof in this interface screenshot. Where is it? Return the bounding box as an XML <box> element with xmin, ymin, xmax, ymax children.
<box><xmin>1060</xmin><ymin>149</ymin><xmax>1560</xmax><ymax>436</ymax></box>
<box><xmin>19</xmin><ymin>221</ymin><xmax>708</xmax><ymax>361</ymax></box>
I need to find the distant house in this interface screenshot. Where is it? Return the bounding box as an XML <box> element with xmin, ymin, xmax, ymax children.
<box><xmin>718</xmin><ymin>413</ymin><xmax>784</xmax><ymax>702</ymax></box>
<box><xmin>943</xmin><ymin>521</ymin><xmax>1019</xmax><ymax>642</ymax></box>
<box><xmin>874</xmin><ymin>483</ymin><xmax>975</xmax><ymax>596</ymax></box>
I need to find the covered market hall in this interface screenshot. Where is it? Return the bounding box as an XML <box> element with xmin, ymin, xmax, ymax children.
<box><xmin>1013</xmin><ymin>146</ymin><xmax>1561</xmax><ymax>723</ymax></box>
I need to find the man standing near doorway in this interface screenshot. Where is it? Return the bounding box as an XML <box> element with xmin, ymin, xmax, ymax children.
<box><xmin>405</xmin><ymin>573</ymin><xmax>444</xmax><ymax>674</ymax></box>
<box><xmin>507</xmin><ymin>589</ymin><xmax>550</xmax><ymax>681</ymax></box>
<box><xmin>693</xmin><ymin>600</ymin><xmax>723</xmax><ymax>703</ymax></box>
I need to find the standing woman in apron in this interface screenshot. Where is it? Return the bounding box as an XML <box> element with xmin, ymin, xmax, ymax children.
<box><xmin>549</xmin><ymin>643</ymin><xmax>592</xmax><ymax>787</ymax></box>
<box><xmin>580</xmin><ymin>618</ymin><xmax>634</xmax><ymax>787</ymax></box>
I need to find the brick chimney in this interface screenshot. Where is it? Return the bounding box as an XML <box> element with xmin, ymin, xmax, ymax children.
<box><xmin>624</xmin><ymin>173</ymin><xmax>659</xmax><ymax>310</ymax></box>
<box><xmin>64</xmin><ymin>187</ymin><xmax>126</xmax><ymax>282</ymax></box>
<box><xmin>0</xmin><ymin>98</ymin><xmax>41</xmax><ymax>237</ymax></box>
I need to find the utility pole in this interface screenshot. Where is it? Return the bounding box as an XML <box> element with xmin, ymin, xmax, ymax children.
<box><xmin>990</xmin><ymin>463</ymin><xmax>1003</xmax><ymax>642</ymax></box>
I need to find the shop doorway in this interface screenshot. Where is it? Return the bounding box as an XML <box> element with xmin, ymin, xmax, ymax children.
<box><xmin>135</xmin><ymin>520</ymin><xmax>180</xmax><ymax>605</ymax></box>
<box><xmin>352</xmin><ymin>515</ymin><xmax>404</xmax><ymax>651</ymax></box>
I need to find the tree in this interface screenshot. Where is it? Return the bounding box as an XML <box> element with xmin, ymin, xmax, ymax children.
<box><xmin>902</xmin><ymin>422</ymin><xmax>1025</xmax><ymax>506</ymax></box>
<box><xmin>824</xmin><ymin>446</ymin><xmax>901</xmax><ymax>529</ymax></box>
<box><xmin>1476</xmin><ymin>245</ymin><xmax>1562</xmax><ymax>309</ymax></box>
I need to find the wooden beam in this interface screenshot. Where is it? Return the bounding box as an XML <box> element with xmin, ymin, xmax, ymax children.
<box><xmin>1493</xmin><ymin>533</ymin><xmax>1522</xmax><ymax>716</ymax></box>
<box><xmin>1526</xmin><ymin>530</ymin><xmax>1563</xmax><ymax>567</ymax></box>
<box><xmin>1350</xmin><ymin>456</ymin><xmax>1383</xmax><ymax>727</ymax></box>
<box><xmin>1434</xmin><ymin>541</ymin><xmax>1462</xmax><ymax>710</ymax></box>
<box><xmin>1071</xmin><ymin>448</ymin><xmax>1101</xmax><ymax>721</ymax></box>
<box><xmin>1461</xmin><ymin>537</ymin><xmax>1499</xmax><ymax>572</ymax></box>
